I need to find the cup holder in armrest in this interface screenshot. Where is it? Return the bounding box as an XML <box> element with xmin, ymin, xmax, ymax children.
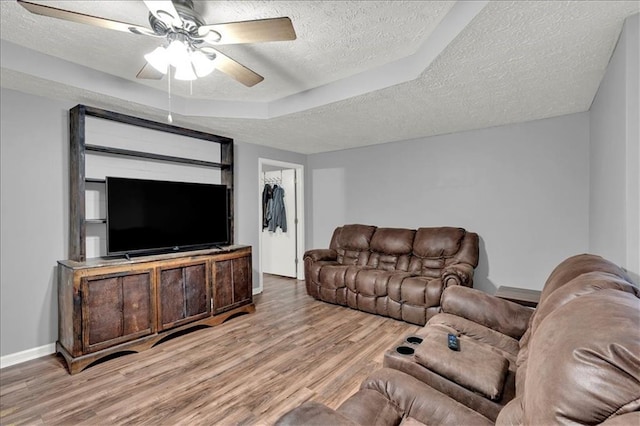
<box><xmin>396</xmin><ymin>346</ymin><xmax>415</xmax><ymax>355</ymax></box>
<box><xmin>406</xmin><ymin>336</ymin><xmax>423</xmax><ymax>345</ymax></box>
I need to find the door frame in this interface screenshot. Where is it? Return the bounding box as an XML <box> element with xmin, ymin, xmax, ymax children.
<box><xmin>257</xmin><ymin>158</ymin><xmax>305</xmax><ymax>293</ymax></box>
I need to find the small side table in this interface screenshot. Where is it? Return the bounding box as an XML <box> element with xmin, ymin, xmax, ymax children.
<box><xmin>495</xmin><ymin>286</ymin><xmax>541</xmax><ymax>308</ymax></box>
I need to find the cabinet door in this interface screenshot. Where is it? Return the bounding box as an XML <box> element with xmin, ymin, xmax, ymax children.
<box><xmin>232</xmin><ymin>255</ymin><xmax>251</xmax><ymax>305</ymax></box>
<box><xmin>158</xmin><ymin>261</ymin><xmax>209</xmax><ymax>330</ymax></box>
<box><xmin>213</xmin><ymin>254</ymin><xmax>252</xmax><ymax>314</ymax></box>
<box><xmin>213</xmin><ymin>260</ymin><xmax>233</xmax><ymax>312</ymax></box>
<box><xmin>82</xmin><ymin>271</ymin><xmax>154</xmax><ymax>353</ymax></box>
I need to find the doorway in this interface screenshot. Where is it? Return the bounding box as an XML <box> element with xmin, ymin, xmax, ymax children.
<box><xmin>257</xmin><ymin>158</ymin><xmax>305</xmax><ymax>293</ymax></box>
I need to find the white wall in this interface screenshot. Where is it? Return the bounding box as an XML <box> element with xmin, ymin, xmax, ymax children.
<box><xmin>307</xmin><ymin>113</ymin><xmax>591</xmax><ymax>293</ymax></box>
<box><xmin>589</xmin><ymin>13</ymin><xmax>640</xmax><ymax>282</ymax></box>
<box><xmin>1</xmin><ymin>89</ymin><xmax>70</xmax><ymax>356</ymax></box>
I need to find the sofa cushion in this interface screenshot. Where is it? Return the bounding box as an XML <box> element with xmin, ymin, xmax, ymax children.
<box><xmin>389</xmin><ymin>276</ymin><xmax>444</xmax><ymax>309</ymax></box>
<box><xmin>336</xmin><ymin>224</ymin><xmax>377</xmax><ymax>251</ymax></box>
<box><xmin>427</xmin><ymin>313</ymin><xmax>520</xmax><ymax>363</ymax></box>
<box><xmin>441</xmin><ymin>286</ymin><xmax>533</xmax><ymax>340</ymax></box>
<box><xmin>414</xmin><ymin>328</ymin><xmax>510</xmax><ymax>401</ymax></box>
<box><xmin>523</xmin><ymin>290</ymin><xmax>640</xmax><ymax>424</ymax></box>
<box><xmin>319</xmin><ymin>264</ymin><xmax>355</xmax><ymax>289</ymax></box>
<box><xmin>538</xmin><ymin>253</ymin><xmax>631</xmax><ymax>305</ymax></box>
<box><xmin>532</xmin><ymin>271</ymin><xmax>639</xmax><ymax>334</ymax></box>
<box><xmin>412</xmin><ymin>227</ymin><xmax>465</xmax><ymax>258</ymax></box>
<box><xmin>370</xmin><ymin>228</ymin><xmax>415</xmax><ymax>255</ymax></box>
<box><xmin>352</xmin><ymin>269</ymin><xmax>400</xmax><ymax>296</ymax></box>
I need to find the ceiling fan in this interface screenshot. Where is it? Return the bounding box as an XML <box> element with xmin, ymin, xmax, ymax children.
<box><xmin>17</xmin><ymin>0</ymin><xmax>297</xmax><ymax>87</ymax></box>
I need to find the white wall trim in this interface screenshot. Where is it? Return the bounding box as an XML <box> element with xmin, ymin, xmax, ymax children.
<box><xmin>0</xmin><ymin>343</ymin><xmax>56</xmax><ymax>369</ymax></box>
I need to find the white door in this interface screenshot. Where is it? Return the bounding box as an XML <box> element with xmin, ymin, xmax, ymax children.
<box><xmin>262</xmin><ymin>169</ymin><xmax>297</xmax><ymax>278</ymax></box>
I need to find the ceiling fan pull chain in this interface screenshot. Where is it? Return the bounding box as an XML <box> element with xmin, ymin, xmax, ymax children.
<box><xmin>167</xmin><ymin>66</ymin><xmax>173</xmax><ymax>123</ymax></box>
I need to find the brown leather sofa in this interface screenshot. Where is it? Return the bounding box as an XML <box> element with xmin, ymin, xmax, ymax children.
<box><xmin>304</xmin><ymin>224</ymin><xmax>479</xmax><ymax>325</ymax></box>
<box><xmin>277</xmin><ymin>254</ymin><xmax>640</xmax><ymax>425</ymax></box>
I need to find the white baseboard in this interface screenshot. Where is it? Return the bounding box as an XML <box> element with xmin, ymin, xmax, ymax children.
<box><xmin>0</xmin><ymin>343</ymin><xmax>56</xmax><ymax>369</ymax></box>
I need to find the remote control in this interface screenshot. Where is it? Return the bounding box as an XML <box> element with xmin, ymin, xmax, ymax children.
<box><xmin>447</xmin><ymin>333</ymin><xmax>460</xmax><ymax>351</ymax></box>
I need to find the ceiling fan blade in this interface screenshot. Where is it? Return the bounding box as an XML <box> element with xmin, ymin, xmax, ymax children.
<box><xmin>17</xmin><ymin>0</ymin><xmax>157</xmax><ymax>36</ymax></box>
<box><xmin>209</xmin><ymin>49</ymin><xmax>264</xmax><ymax>87</ymax></box>
<box><xmin>136</xmin><ymin>63</ymin><xmax>165</xmax><ymax>80</ymax></box>
<box><xmin>198</xmin><ymin>17</ymin><xmax>296</xmax><ymax>45</ymax></box>
<box><xmin>142</xmin><ymin>0</ymin><xmax>182</xmax><ymax>28</ymax></box>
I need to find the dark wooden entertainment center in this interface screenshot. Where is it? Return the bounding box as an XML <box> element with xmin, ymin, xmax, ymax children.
<box><xmin>57</xmin><ymin>246</ymin><xmax>254</xmax><ymax>374</ymax></box>
<box><xmin>58</xmin><ymin>105</ymin><xmax>254</xmax><ymax>373</ymax></box>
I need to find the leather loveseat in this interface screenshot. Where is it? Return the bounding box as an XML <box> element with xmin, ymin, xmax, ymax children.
<box><xmin>304</xmin><ymin>224</ymin><xmax>479</xmax><ymax>325</ymax></box>
<box><xmin>277</xmin><ymin>254</ymin><xmax>640</xmax><ymax>425</ymax></box>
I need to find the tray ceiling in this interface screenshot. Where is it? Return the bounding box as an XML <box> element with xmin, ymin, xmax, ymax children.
<box><xmin>1</xmin><ymin>1</ymin><xmax>638</xmax><ymax>154</ymax></box>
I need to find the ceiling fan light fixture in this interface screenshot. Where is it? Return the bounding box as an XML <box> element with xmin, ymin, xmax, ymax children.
<box><xmin>166</xmin><ymin>39</ymin><xmax>190</xmax><ymax>67</ymax></box>
<box><xmin>174</xmin><ymin>61</ymin><xmax>197</xmax><ymax>81</ymax></box>
<box><xmin>144</xmin><ymin>46</ymin><xmax>169</xmax><ymax>74</ymax></box>
<box><xmin>191</xmin><ymin>50</ymin><xmax>216</xmax><ymax>77</ymax></box>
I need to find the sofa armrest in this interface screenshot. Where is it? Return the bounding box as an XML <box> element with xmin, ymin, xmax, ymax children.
<box><xmin>440</xmin><ymin>286</ymin><xmax>533</xmax><ymax>339</ymax></box>
<box><xmin>441</xmin><ymin>263</ymin><xmax>475</xmax><ymax>288</ymax></box>
<box><xmin>362</xmin><ymin>368</ymin><xmax>493</xmax><ymax>425</ymax></box>
<box><xmin>304</xmin><ymin>249</ymin><xmax>337</xmax><ymax>262</ymax></box>
<box><xmin>275</xmin><ymin>401</ymin><xmax>358</xmax><ymax>426</ymax></box>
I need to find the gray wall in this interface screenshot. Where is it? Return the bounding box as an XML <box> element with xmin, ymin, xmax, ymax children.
<box><xmin>234</xmin><ymin>141</ymin><xmax>306</xmax><ymax>289</ymax></box>
<box><xmin>307</xmin><ymin>113</ymin><xmax>591</xmax><ymax>293</ymax></box>
<box><xmin>1</xmin><ymin>89</ymin><xmax>70</xmax><ymax>356</ymax></box>
<box><xmin>589</xmin><ymin>13</ymin><xmax>639</xmax><ymax>281</ymax></box>
<box><xmin>0</xmin><ymin>87</ymin><xmax>304</xmax><ymax>356</ymax></box>
<box><xmin>2</xmin><ymin>13</ymin><xmax>636</xmax><ymax>357</ymax></box>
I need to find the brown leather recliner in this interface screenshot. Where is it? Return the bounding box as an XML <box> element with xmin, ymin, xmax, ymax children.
<box><xmin>277</xmin><ymin>254</ymin><xmax>640</xmax><ymax>425</ymax></box>
<box><xmin>304</xmin><ymin>224</ymin><xmax>479</xmax><ymax>325</ymax></box>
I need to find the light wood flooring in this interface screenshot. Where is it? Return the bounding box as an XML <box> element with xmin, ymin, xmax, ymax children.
<box><xmin>1</xmin><ymin>275</ymin><xmax>419</xmax><ymax>425</ymax></box>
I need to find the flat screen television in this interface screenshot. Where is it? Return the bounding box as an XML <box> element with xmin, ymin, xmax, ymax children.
<box><xmin>106</xmin><ymin>177</ymin><xmax>229</xmax><ymax>256</ymax></box>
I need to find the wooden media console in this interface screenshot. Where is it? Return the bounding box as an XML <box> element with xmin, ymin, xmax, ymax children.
<box><xmin>57</xmin><ymin>246</ymin><xmax>254</xmax><ymax>373</ymax></box>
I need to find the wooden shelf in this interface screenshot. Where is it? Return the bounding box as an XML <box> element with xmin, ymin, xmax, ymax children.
<box><xmin>85</xmin><ymin>144</ymin><xmax>230</xmax><ymax>169</ymax></box>
<box><xmin>85</xmin><ymin>219</ymin><xmax>106</xmax><ymax>224</ymax></box>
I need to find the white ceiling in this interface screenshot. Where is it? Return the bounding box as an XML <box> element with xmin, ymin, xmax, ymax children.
<box><xmin>1</xmin><ymin>1</ymin><xmax>639</xmax><ymax>154</ymax></box>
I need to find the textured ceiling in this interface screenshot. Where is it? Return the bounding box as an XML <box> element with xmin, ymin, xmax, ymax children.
<box><xmin>1</xmin><ymin>1</ymin><xmax>639</xmax><ymax>154</ymax></box>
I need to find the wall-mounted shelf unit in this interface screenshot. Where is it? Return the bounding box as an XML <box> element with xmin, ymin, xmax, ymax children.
<box><xmin>84</xmin><ymin>144</ymin><xmax>230</xmax><ymax>169</ymax></box>
<box><xmin>69</xmin><ymin>105</ymin><xmax>235</xmax><ymax>262</ymax></box>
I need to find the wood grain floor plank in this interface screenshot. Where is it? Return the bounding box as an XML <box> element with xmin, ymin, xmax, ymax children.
<box><xmin>1</xmin><ymin>275</ymin><xmax>419</xmax><ymax>424</ymax></box>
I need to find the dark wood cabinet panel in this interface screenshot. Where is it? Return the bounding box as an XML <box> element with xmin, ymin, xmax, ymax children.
<box><xmin>158</xmin><ymin>261</ymin><xmax>209</xmax><ymax>330</ymax></box>
<box><xmin>232</xmin><ymin>256</ymin><xmax>251</xmax><ymax>304</ymax></box>
<box><xmin>85</xmin><ymin>277</ymin><xmax>122</xmax><ymax>346</ymax></box>
<box><xmin>214</xmin><ymin>260</ymin><xmax>233</xmax><ymax>310</ymax></box>
<box><xmin>185</xmin><ymin>264</ymin><xmax>207</xmax><ymax>317</ymax></box>
<box><xmin>81</xmin><ymin>271</ymin><xmax>153</xmax><ymax>353</ymax></box>
<box><xmin>122</xmin><ymin>274</ymin><xmax>153</xmax><ymax>336</ymax></box>
<box><xmin>57</xmin><ymin>246</ymin><xmax>253</xmax><ymax>373</ymax></box>
<box><xmin>213</xmin><ymin>253</ymin><xmax>252</xmax><ymax>314</ymax></box>
<box><xmin>159</xmin><ymin>267</ymin><xmax>185</xmax><ymax>328</ymax></box>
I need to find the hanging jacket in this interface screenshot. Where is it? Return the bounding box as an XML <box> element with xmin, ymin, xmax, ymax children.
<box><xmin>262</xmin><ymin>184</ymin><xmax>273</xmax><ymax>229</ymax></box>
<box><xmin>268</xmin><ymin>185</ymin><xmax>287</xmax><ymax>232</ymax></box>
